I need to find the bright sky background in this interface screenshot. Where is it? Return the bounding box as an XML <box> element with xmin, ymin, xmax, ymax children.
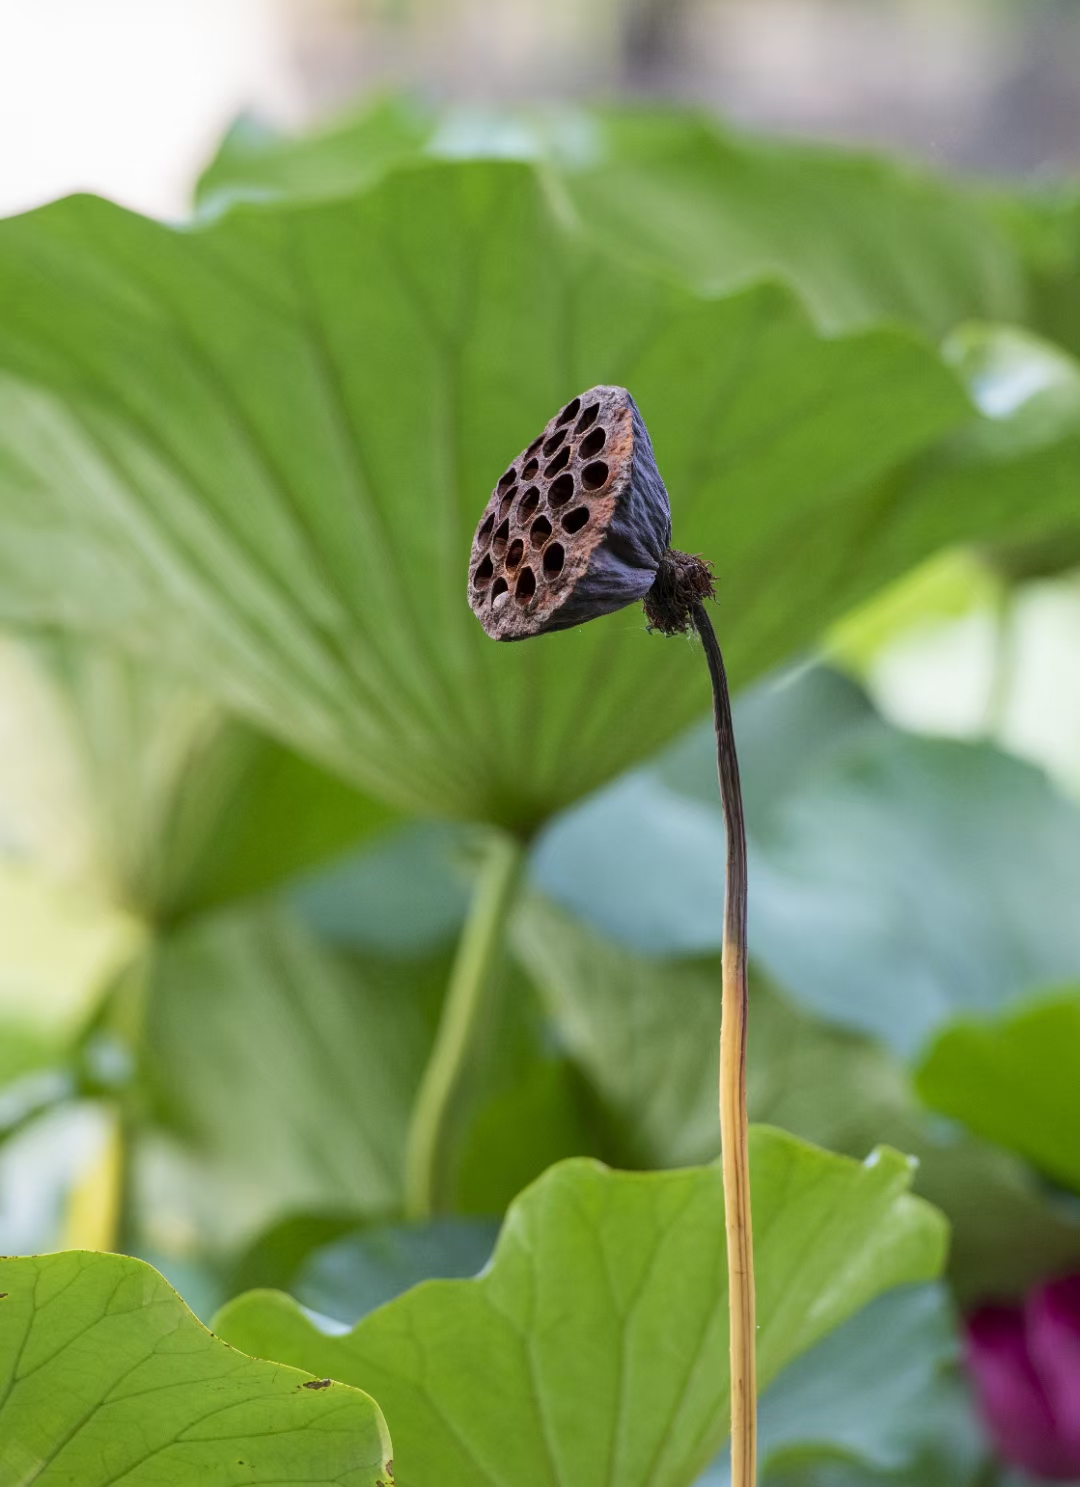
<box><xmin>0</xmin><ymin>0</ymin><xmax>300</xmax><ymax>220</ymax></box>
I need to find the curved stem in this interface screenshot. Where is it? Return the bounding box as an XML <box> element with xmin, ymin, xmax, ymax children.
<box><xmin>404</xmin><ymin>830</ymin><xmax>524</xmax><ymax>1219</ymax></box>
<box><xmin>692</xmin><ymin>602</ymin><xmax>757</xmax><ymax>1487</ymax></box>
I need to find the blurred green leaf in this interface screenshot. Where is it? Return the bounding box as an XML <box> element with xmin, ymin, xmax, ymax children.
<box><xmin>916</xmin><ymin>988</ymin><xmax>1080</xmax><ymax>1194</ymax></box>
<box><xmin>989</xmin><ymin>185</ymin><xmax>1080</xmax><ymax>360</ymax></box>
<box><xmin>704</xmin><ymin>1284</ymin><xmax>982</xmax><ymax>1487</ymax></box>
<box><xmin>515</xmin><ymin>894</ymin><xmax>1080</xmax><ymax>1302</ymax></box>
<box><xmin>192</xmin><ymin>99</ymin><xmax>1026</xmax><ymax>340</ymax></box>
<box><xmin>196</xmin><ymin>97</ymin><xmax>434</xmax><ymax>216</ymax></box>
<box><xmin>293</xmin><ymin>1216</ymin><xmax>499</xmax><ymax>1325</ymax></box>
<box><xmin>0</xmin><ymin>1249</ymin><xmax>392</xmax><ymax>1484</ymax></box>
<box><xmin>289</xmin><ymin>821</ymin><xmax>474</xmax><ymax>957</ymax></box>
<box><xmin>535</xmin><ymin>665</ymin><xmax>1080</xmax><ymax>1055</ymax></box>
<box><xmin>0</xmin><ymin>162</ymin><xmax>977</xmax><ymax>827</ymax></box>
<box><xmin>228</xmin><ymin>1210</ymin><xmax>373</xmax><ymax>1299</ymax></box>
<box><xmin>561</xmin><ymin>110</ymin><xmax>1025</xmax><ymax>337</ymax></box>
<box><xmin>216</xmin><ymin>1129</ymin><xmax>946</xmax><ymax>1487</ymax></box>
<box><xmin>15</xmin><ymin>631</ymin><xmax>395</xmax><ymax>922</ymax></box>
<box><xmin>449</xmin><ymin>946</ymin><xmax>605</xmax><ymax>1215</ymax></box>
<box><xmin>749</xmin><ymin>981</ymin><xmax>1080</xmax><ymax>1305</ymax></box>
<box><xmin>514</xmin><ymin>894</ymin><xmax>720</xmax><ymax>1167</ymax></box>
<box><xmin>143</xmin><ymin>902</ymin><xmax>436</xmax><ymax>1244</ymax></box>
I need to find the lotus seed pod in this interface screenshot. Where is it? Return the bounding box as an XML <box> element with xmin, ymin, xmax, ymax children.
<box><xmin>468</xmin><ymin>386</ymin><xmax>673</xmax><ymax>641</ymax></box>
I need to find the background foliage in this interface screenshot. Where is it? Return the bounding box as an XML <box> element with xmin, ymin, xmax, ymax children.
<box><xmin>1</xmin><ymin>92</ymin><xmax>1080</xmax><ymax>1487</ymax></box>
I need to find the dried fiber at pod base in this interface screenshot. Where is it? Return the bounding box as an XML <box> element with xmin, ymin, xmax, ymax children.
<box><xmin>468</xmin><ymin>386</ymin><xmax>673</xmax><ymax>640</ymax></box>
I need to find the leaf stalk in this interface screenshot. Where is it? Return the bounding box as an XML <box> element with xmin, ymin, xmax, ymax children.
<box><xmin>404</xmin><ymin>830</ymin><xmax>524</xmax><ymax>1219</ymax></box>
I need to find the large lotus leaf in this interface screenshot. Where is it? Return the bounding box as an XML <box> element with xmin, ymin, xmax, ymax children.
<box><xmin>215</xmin><ymin>1129</ymin><xmax>946</xmax><ymax>1487</ymax></box>
<box><xmin>513</xmin><ymin>896</ymin><xmax>1080</xmax><ymax>1303</ymax></box>
<box><xmin>916</xmin><ymin>988</ymin><xmax>1080</xmax><ymax>1194</ymax></box>
<box><xmin>194</xmin><ymin>98</ymin><xmax>1023</xmax><ymax>340</ymax></box>
<box><xmin>142</xmin><ymin>902</ymin><xmax>436</xmax><ymax>1248</ymax></box>
<box><xmin>702</xmin><ymin>1284</ymin><xmax>982</xmax><ymax>1487</ymax></box>
<box><xmin>0</xmin><ymin>160</ymin><xmax>975</xmax><ymax>825</ymax></box>
<box><xmin>0</xmin><ymin>1249</ymin><xmax>392</xmax><ymax>1485</ymax></box>
<box><xmin>561</xmin><ymin>110</ymin><xmax>1025</xmax><ymax>338</ymax></box>
<box><xmin>534</xmin><ymin>664</ymin><xmax>1080</xmax><ymax>1055</ymax></box>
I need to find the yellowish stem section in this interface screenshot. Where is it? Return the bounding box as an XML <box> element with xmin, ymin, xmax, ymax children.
<box><xmin>720</xmin><ymin>924</ymin><xmax>756</xmax><ymax>1486</ymax></box>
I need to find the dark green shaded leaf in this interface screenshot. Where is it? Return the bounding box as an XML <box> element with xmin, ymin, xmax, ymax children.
<box><xmin>916</xmin><ymin>988</ymin><xmax>1080</xmax><ymax>1194</ymax></box>
<box><xmin>0</xmin><ymin>1249</ymin><xmax>391</xmax><ymax>1485</ymax></box>
<box><xmin>216</xmin><ymin>1129</ymin><xmax>946</xmax><ymax>1487</ymax></box>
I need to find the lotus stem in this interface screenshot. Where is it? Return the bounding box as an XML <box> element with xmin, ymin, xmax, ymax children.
<box><xmin>692</xmin><ymin>601</ymin><xmax>757</xmax><ymax>1487</ymax></box>
<box><xmin>404</xmin><ymin>830</ymin><xmax>524</xmax><ymax>1219</ymax></box>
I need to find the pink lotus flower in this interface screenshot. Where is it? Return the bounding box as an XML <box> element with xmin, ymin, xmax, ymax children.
<box><xmin>966</xmin><ymin>1275</ymin><xmax>1080</xmax><ymax>1480</ymax></box>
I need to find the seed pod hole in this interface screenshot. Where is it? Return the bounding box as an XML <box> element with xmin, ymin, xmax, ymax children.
<box><xmin>575</xmin><ymin>403</ymin><xmax>599</xmax><ymax>434</ymax></box>
<box><xmin>556</xmin><ymin>397</ymin><xmax>581</xmax><ymax>426</ymax></box>
<box><xmin>530</xmin><ymin>514</ymin><xmax>552</xmax><ymax>547</ymax></box>
<box><xmin>493</xmin><ymin>518</ymin><xmax>510</xmax><ymax>556</ymax></box>
<box><xmin>578</xmin><ymin>427</ymin><xmax>606</xmax><ymax>459</ymax></box>
<box><xmin>506</xmin><ymin>537</ymin><xmax>524</xmax><ymax>569</ymax></box>
<box><xmin>549</xmin><ymin>473</ymin><xmax>575</xmax><ymax>507</ymax></box>
<box><xmin>542</xmin><ymin>542</ymin><xmax>565</xmax><ymax>577</ymax></box>
<box><xmin>523</xmin><ymin>459</ymin><xmax>539</xmax><ymax>480</ymax></box>
<box><xmin>477</xmin><ymin>512</ymin><xmax>495</xmax><ymax>545</ymax></box>
<box><xmin>582</xmin><ymin>460</ymin><xmax>609</xmax><ymax>491</ymax></box>
<box><xmin>491</xmin><ymin>576</ymin><xmax>509</xmax><ymax>601</ymax></box>
<box><xmin>544</xmin><ymin>446</ymin><xmax>571</xmax><ymax>478</ymax></box>
<box><xmin>561</xmin><ymin>505</ymin><xmax>590</xmax><ymax>534</ymax></box>
<box><xmin>543</xmin><ymin>429</ymin><xmax>566</xmax><ymax>457</ymax></box>
<box><xmin>497</xmin><ymin>469</ymin><xmax>516</xmax><ymax>493</ymax></box>
<box><xmin>474</xmin><ymin>554</ymin><xmax>494</xmax><ymax>586</ymax></box>
<box><xmin>516</xmin><ymin>566</ymin><xmax>537</xmax><ymax>602</ymax></box>
<box><xmin>526</xmin><ymin>435</ymin><xmax>544</xmax><ymax>456</ymax></box>
<box><xmin>499</xmin><ymin>488</ymin><xmax>516</xmax><ymax>520</ymax></box>
<box><xmin>519</xmin><ymin>486</ymin><xmax>541</xmax><ymax>519</ymax></box>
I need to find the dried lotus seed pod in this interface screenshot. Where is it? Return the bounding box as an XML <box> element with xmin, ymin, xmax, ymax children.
<box><xmin>468</xmin><ymin>385</ymin><xmax>673</xmax><ymax>641</ymax></box>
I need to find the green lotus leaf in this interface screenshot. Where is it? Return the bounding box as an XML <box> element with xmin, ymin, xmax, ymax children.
<box><xmin>215</xmin><ymin>1127</ymin><xmax>946</xmax><ymax>1487</ymax></box>
<box><xmin>194</xmin><ymin>98</ymin><xmax>1024</xmax><ymax>340</ymax></box>
<box><xmin>0</xmin><ymin>160</ymin><xmax>971</xmax><ymax>826</ymax></box>
<box><xmin>916</xmin><ymin>987</ymin><xmax>1080</xmax><ymax>1195</ymax></box>
<box><xmin>0</xmin><ymin>1249</ymin><xmax>392</xmax><ymax>1485</ymax></box>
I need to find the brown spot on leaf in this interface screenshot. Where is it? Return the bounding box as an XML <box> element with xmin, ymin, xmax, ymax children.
<box><xmin>302</xmin><ymin>1377</ymin><xmax>333</xmax><ymax>1389</ymax></box>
